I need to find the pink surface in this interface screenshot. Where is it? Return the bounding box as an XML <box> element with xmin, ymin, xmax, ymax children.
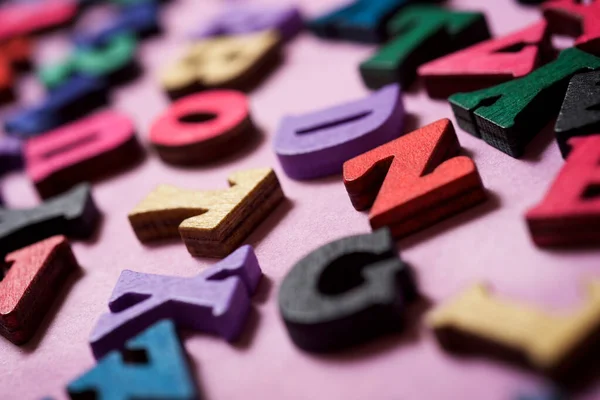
<box><xmin>0</xmin><ymin>1</ymin><xmax>599</xmax><ymax>399</ymax></box>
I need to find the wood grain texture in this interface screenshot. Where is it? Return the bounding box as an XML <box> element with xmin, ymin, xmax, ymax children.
<box><xmin>0</xmin><ymin>235</ymin><xmax>78</xmax><ymax>345</ymax></box>
<box><xmin>90</xmin><ymin>245</ymin><xmax>261</xmax><ymax>359</ymax></box>
<box><xmin>150</xmin><ymin>90</ymin><xmax>255</xmax><ymax>165</ymax></box>
<box><xmin>161</xmin><ymin>30</ymin><xmax>282</xmax><ymax>99</ymax></box>
<box><xmin>555</xmin><ymin>71</ymin><xmax>600</xmax><ymax>158</ymax></box>
<box><xmin>25</xmin><ymin>111</ymin><xmax>143</xmax><ymax>199</ymax></box>
<box><xmin>543</xmin><ymin>0</ymin><xmax>600</xmax><ymax>56</ymax></box>
<box><xmin>428</xmin><ymin>280</ymin><xmax>600</xmax><ymax>378</ymax></box>
<box><xmin>526</xmin><ymin>134</ymin><xmax>600</xmax><ymax>247</ymax></box>
<box><xmin>360</xmin><ymin>5</ymin><xmax>490</xmax><ymax>89</ymax></box>
<box><xmin>419</xmin><ymin>21</ymin><xmax>552</xmax><ymax>99</ymax></box>
<box><xmin>69</xmin><ymin>320</ymin><xmax>198</xmax><ymax>400</ymax></box>
<box><xmin>450</xmin><ymin>47</ymin><xmax>600</xmax><ymax>158</ymax></box>
<box><xmin>278</xmin><ymin>228</ymin><xmax>416</xmax><ymax>353</ymax></box>
<box><xmin>129</xmin><ymin>168</ymin><xmax>284</xmax><ymax>258</ymax></box>
<box><xmin>343</xmin><ymin>118</ymin><xmax>486</xmax><ymax>239</ymax></box>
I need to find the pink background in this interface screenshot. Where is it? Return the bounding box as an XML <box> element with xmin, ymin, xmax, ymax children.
<box><xmin>1</xmin><ymin>0</ymin><xmax>599</xmax><ymax>399</ymax></box>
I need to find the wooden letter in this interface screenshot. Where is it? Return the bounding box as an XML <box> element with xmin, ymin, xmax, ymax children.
<box><xmin>0</xmin><ymin>183</ymin><xmax>100</xmax><ymax>257</ymax></box>
<box><xmin>0</xmin><ymin>136</ymin><xmax>22</xmax><ymax>176</ymax></box>
<box><xmin>543</xmin><ymin>0</ymin><xmax>600</xmax><ymax>55</ymax></box>
<box><xmin>0</xmin><ymin>1</ymin><xmax>77</xmax><ymax>41</ymax></box>
<box><xmin>160</xmin><ymin>31</ymin><xmax>281</xmax><ymax>99</ymax></box>
<box><xmin>191</xmin><ymin>5</ymin><xmax>303</xmax><ymax>42</ymax></box>
<box><xmin>25</xmin><ymin>111</ymin><xmax>142</xmax><ymax>199</ymax></box>
<box><xmin>308</xmin><ymin>0</ymin><xmax>410</xmax><ymax>43</ymax></box>
<box><xmin>0</xmin><ymin>236</ymin><xmax>78</xmax><ymax>345</ymax></box>
<box><xmin>428</xmin><ymin>281</ymin><xmax>600</xmax><ymax>377</ymax></box>
<box><xmin>419</xmin><ymin>21</ymin><xmax>552</xmax><ymax>99</ymax></box>
<box><xmin>360</xmin><ymin>5</ymin><xmax>490</xmax><ymax>89</ymax></box>
<box><xmin>90</xmin><ymin>245</ymin><xmax>262</xmax><ymax>359</ymax></box>
<box><xmin>69</xmin><ymin>320</ymin><xmax>198</xmax><ymax>400</ymax></box>
<box><xmin>0</xmin><ymin>37</ymin><xmax>31</xmax><ymax>104</ymax></box>
<box><xmin>5</xmin><ymin>76</ymin><xmax>109</xmax><ymax>138</ymax></box>
<box><xmin>39</xmin><ymin>33</ymin><xmax>138</xmax><ymax>90</ymax></box>
<box><xmin>150</xmin><ymin>90</ymin><xmax>255</xmax><ymax>165</ymax></box>
<box><xmin>450</xmin><ymin>47</ymin><xmax>600</xmax><ymax>158</ymax></box>
<box><xmin>274</xmin><ymin>84</ymin><xmax>404</xmax><ymax>180</ymax></box>
<box><xmin>343</xmin><ymin>119</ymin><xmax>486</xmax><ymax>239</ymax></box>
<box><xmin>74</xmin><ymin>2</ymin><xmax>160</xmax><ymax>47</ymax></box>
<box><xmin>526</xmin><ymin>134</ymin><xmax>600</xmax><ymax>247</ymax></box>
<box><xmin>555</xmin><ymin>71</ymin><xmax>600</xmax><ymax>157</ymax></box>
<box><xmin>129</xmin><ymin>168</ymin><xmax>284</xmax><ymax>258</ymax></box>
<box><xmin>279</xmin><ymin>228</ymin><xmax>415</xmax><ymax>353</ymax></box>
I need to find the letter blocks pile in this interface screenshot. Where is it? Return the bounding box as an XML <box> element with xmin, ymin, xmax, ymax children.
<box><xmin>0</xmin><ymin>0</ymin><xmax>599</xmax><ymax>399</ymax></box>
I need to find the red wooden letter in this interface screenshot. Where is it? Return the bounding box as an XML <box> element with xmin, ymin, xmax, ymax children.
<box><xmin>527</xmin><ymin>135</ymin><xmax>600</xmax><ymax>247</ymax></box>
<box><xmin>25</xmin><ymin>111</ymin><xmax>140</xmax><ymax>199</ymax></box>
<box><xmin>343</xmin><ymin>119</ymin><xmax>487</xmax><ymax>239</ymax></box>
<box><xmin>0</xmin><ymin>37</ymin><xmax>31</xmax><ymax>103</ymax></box>
<box><xmin>418</xmin><ymin>21</ymin><xmax>552</xmax><ymax>98</ymax></box>
<box><xmin>543</xmin><ymin>0</ymin><xmax>600</xmax><ymax>55</ymax></box>
<box><xmin>150</xmin><ymin>90</ymin><xmax>254</xmax><ymax>165</ymax></box>
<box><xmin>0</xmin><ymin>236</ymin><xmax>78</xmax><ymax>344</ymax></box>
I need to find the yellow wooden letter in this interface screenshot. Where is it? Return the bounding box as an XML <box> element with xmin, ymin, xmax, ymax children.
<box><xmin>427</xmin><ymin>281</ymin><xmax>600</xmax><ymax>375</ymax></box>
<box><xmin>129</xmin><ymin>168</ymin><xmax>284</xmax><ymax>258</ymax></box>
<box><xmin>160</xmin><ymin>30</ymin><xmax>281</xmax><ymax>97</ymax></box>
